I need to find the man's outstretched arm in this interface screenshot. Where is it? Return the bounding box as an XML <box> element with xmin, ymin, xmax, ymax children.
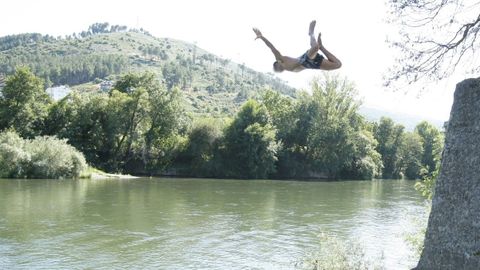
<box><xmin>253</xmin><ymin>28</ymin><xmax>283</xmax><ymax>61</ymax></box>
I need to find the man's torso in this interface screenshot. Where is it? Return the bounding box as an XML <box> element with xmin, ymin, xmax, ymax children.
<box><xmin>280</xmin><ymin>56</ymin><xmax>305</xmax><ymax>72</ymax></box>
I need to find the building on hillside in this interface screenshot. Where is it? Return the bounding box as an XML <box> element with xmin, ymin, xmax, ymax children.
<box><xmin>46</xmin><ymin>85</ymin><xmax>71</xmax><ymax>101</ymax></box>
<box><xmin>100</xmin><ymin>80</ymin><xmax>114</xmax><ymax>92</ymax></box>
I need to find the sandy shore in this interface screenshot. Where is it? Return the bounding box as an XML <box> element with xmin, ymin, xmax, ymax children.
<box><xmin>90</xmin><ymin>172</ymin><xmax>139</xmax><ymax>179</ymax></box>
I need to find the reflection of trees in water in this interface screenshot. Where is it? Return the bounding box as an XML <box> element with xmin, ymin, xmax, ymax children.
<box><xmin>0</xmin><ymin>179</ymin><xmax>89</xmax><ymax>241</ymax></box>
<box><xmin>0</xmin><ymin>179</ymin><xmax>420</xmax><ymax>234</ymax></box>
<box><xmin>0</xmin><ymin>178</ymin><xmax>425</xmax><ymax>268</ymax></box>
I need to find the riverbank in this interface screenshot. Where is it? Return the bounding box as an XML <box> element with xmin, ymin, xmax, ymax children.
<box><xmin>80</xmin><ymin>167</ymin><xmax>139</xmax><ymax>180</ymax></box>
<box><xmin>90</xmin><ymin>172</ymin><xmax>139</xmax><ymax>179</ymax></box>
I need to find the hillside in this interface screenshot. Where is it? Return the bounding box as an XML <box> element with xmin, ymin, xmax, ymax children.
<box><xmin>359</xmin><ymin>106</ymin><xmax>446</xmax><ymax>131</ymax></box>
<box><xmin>0</xmin><ymin>27</ymin><xmax>296</xmax><ymax>116</ymax></box>
<box><xmin>0</xmin><ymin>26</ymin><xmax>445</xmax><ymax>129</ymax></box>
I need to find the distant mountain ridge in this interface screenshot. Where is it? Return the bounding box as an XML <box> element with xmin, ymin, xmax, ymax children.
<box><xmin>359</xmin><ymin>106</ymin><xmax>446</xmax><ymax>131</ymax></box>
<box><xmin>0</xmin><ymin>25</ymin><xmax>296</xmax><ymax>116</ymax></box>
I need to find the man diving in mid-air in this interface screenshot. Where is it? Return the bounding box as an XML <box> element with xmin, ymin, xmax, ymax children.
<box><xmin>253</xmin><ymin>20</ymin><xmax>342</xmax><ymax>72</ymax></box>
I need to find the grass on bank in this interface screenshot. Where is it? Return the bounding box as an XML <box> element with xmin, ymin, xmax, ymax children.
<box><xmin>297</xmin><ymin>233</ymin><xmax>385</xmax><ymax>270</ymax></box>
<box><xmin>79</xmin><ymin>166</ymin><xmax>104</xmax><ymax>179</ymax></box>
<box><xmin>79</xmin><ymin>166</ymin><xmax>138</xmax><ymax>179</ymax></box>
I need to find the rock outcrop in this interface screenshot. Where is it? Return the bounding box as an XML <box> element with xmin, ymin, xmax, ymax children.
<box><xmin>416</xmin><ymin>78</ymin><xmax>480</xmax><ymax>269</ymax></box>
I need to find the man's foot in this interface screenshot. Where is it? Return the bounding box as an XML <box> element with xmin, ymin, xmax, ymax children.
<box><xmin>309</xmin><ymin>20</ymin><xmax>316</xmax><ymax>36</ymax></box>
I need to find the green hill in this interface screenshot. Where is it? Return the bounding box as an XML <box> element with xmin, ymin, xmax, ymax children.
<box><xmin>0</xmin><ymin>25</ymin><xmax>296</xmax><ymax>116</ymax></box>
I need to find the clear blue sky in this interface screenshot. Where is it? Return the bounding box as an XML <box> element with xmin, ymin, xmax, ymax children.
<box><xmin>1</xmin><ymin>0</ymin><xmax>465</xmax><ymax>121</ymax></box>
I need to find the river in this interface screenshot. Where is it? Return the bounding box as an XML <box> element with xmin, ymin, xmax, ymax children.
<box><xmin>0</xmin><ymin>178</ymin><xmax>428</xmax><ymax>269</ymax></box>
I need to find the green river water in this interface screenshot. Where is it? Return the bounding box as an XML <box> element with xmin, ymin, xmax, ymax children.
<box><xmin>0</xmin><ymin>178</ymin><xmax>427</xmax><ymax>269</ymax></box>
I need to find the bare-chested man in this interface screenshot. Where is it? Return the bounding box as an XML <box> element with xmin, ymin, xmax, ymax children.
<box><xmin>253</xmin><ymin>20</ymin><xmax>342</xmax><ymax>73</ymax></box>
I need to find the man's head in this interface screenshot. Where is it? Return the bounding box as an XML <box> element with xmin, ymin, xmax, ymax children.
<box><xmin>273</xmin><ymin>61</ymin><xmax>284</xmax><ymax>73</ymax></box>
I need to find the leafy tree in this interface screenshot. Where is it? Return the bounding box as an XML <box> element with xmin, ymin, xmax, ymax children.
<box><xmin>222</xmin><ymin>100</ymin><xmax>278</xmax><ymax>179</ymax></box>
<box><xmin>112</xmin><ymin>72</ymin><xmax>186</xmax><ymax>172</ymax></box>
<box><xmin>51</xmin><ymin>91</ymin><xmax>111</xmax><ymax>168</ymax></box>
<box><xmin>373</xmin><ymin>117</ymin><xmax>406</xmax><ymax>178</ymax></box>
<box><xmin>398</xmin><ymin>132</ymin><xmax>424</xmax><ymax>179</ymax></box>
<box><xmin>0</xmin><ymin>130</ymin><xmax>87</xmax><ymax>179</ymax></box>
<box><xmin>261</xmin><ymin>89</ymin><xmax>295</xmax><ymax>144</ymax></box>
<box><xmin>42</xmin><ymin>95</ymin><xmax>72</xmax><ymax>136</ymax></box>
<box><xmin>180</xmin><ymin>119</ymin><xmax>224</xmax><ymax>177</ymax></box>
<box><xmin>45</xmin><ymin>72</ymin><xmax>186</xmax><ymax>173</ymax></box>
<box><xmin>261</xmin><ymin>89</ymin><xmax>298</xmax><ymax>178</ymax></box>
<box><xmin>88</xmin><ymin>22</ymin><xmax>110</xmax><ymax>34</ymax></box>
<box><xmin>0</xmin><ymin>130</ymin><xmax>28</xmax><ymax>178</ymax></box>
<box><xmin>412</xmin><ymin>121</ymin><xmax>444</xmax><ymax>197</ymax></box>
<box><xmin>0</xmin><ymin>52</ymin><xmax>128</xmax><ymax>86</ymax></box>
<box><xmin>414</xmin><ymin>121</ymin><xmax>444</xmax><ymax>176</ymax></box>
<box><xmin>386</xmin><ymin>0</ymin><xmax>480</xmax><ymax>87</ymax></box>
<box><xmin>142</xmin><ymin>90</ymin><xmax>185</xmax><ymax>172</ymax></box>
<box><xmin>0</xmin><ymin>67</ymin><xmax>51</xmax><ymax>138</ymax></box>
<box><xmin>0</xmin><ymin>33</ymin><xmax>54</xmax><ymax>51</ymax></box>
<box><xmin>264</xmin><ymin>76</ymin><xmax>381</xmax><ymax>180</ymax></box>
<box><xmin>304</xmin><ymin>76</ymin><xmax>362</xmax><ymax>178</ymax></box>
<box><xmin>415</xmin><ymin>166</ymin><xmax>440</xmax><ymax>200</ymax></box>
<box><xmin>342</xmin><ymin>128</ymin><xmax>383</xmax><ymax>180</ymax></box>
<box><xmin>109</xmin><ymin>24</ymin><xmax>128</xmax><ymax>33</ymax></box>
<box><xmin>284</xmin><ymin>75</ymin><xmax>380</xmax><ymax>179</ymax></box>
<box><xmin>162</xmin><ymin>62</ymin><xmax>185</xmax><ymax>90</ymax></box>
<box><xmin>113</xmin><ymin>72</ymin><xmax>157</xmax><ymax>94</ymax></box>
<box><xmin>106</xmin><ymin>88</ymin><xmax>149</xmax><ymax>171</ymax></box>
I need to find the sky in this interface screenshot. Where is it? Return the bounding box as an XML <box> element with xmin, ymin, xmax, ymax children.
<box><xmin>0</xmin><ymin>0</ymin><xmax>467</xmax><ymax>122</ymax></box>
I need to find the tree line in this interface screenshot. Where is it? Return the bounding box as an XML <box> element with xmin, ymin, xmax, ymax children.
<box><xmin>0</xmin><ymin>68</ymin><xmax>443</xmax><ymax>179</ymax></box>
<box><xmin>0</xmin><ymin>23</ymin><xmax>136</xmax><ymax>51</ymax></box>
<box><xmin>177</xmin><ymin>77</ymin><xmax>443</xmax><ymax>180</ymax></box>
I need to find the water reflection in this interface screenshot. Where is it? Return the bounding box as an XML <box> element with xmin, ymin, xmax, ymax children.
<box><xmin>0</xmin><ymin>178</ymin><xmax>426</xmax><ymax>269</ymax></box>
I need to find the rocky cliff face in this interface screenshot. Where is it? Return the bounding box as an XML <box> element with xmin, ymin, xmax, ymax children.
<box><xmin>416</xmin><ymin>78</ymin><xmax>480</xmax><ymax>269</ymax></box>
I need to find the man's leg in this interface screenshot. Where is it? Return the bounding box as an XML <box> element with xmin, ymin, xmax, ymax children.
<box><xmin>307</xmin><ymin>20</ymin><xmax>319</xmax><ymax>58</ymax></box>
<box><xmin>317</xmin><ymin>32</ymin><xmax>342</xmax><ymax>70</ymax></box>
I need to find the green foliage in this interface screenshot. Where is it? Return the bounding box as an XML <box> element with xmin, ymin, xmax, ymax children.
<box><xmin>0</xmin><ymin>28</ymin><xmax>445</xmax><ymax>179</ymax></box>
<box><xmin>24</xmin><ymin>136</ymin><xmax>87</xmax><ymax>179</ymax></box>
<box><xmin>44</xmin><ymin>72</ymin><xmax>185</xmax><ymax>174</ymax></box>
<box><xmin>0</xmin><ymin>130</ymin><xmax>29</xmax><ymax>178</ymax></box>
<box><xmin>0</xmin><ymin>27</ymin><xmax>296</xmax><ymax>116</ymax></box>
<box><xmin>398</xmin><ymin>132</ymin><xmax>424</xmax><ymax>180</ymax></box>
<box><xmin>404</xmin><ymin>213</ymin><xmax>428</xmax><ymax>263</ymax></box>
<box><xmin>304</xmin><ymin>76</ymin><xmax>362</xmax><ymax>178</ymax></box>
<box><xmin>222</xmin><ymin>100</ymin><xmax>278</xmax><ymax>179</ymax></box>
<box><xmin>261</xmin><ymin>89</ymin><xmax>295</xmax><ymax>142</ymax></box>
<box><xmin>414</xmin><ymin>121</ymin><xmax>444</xmax><ymax>177</ymax></box>
<box><xmin>0</xmin><ymin>33</ymin><xmax>55</xmax><ymax>51</ymax></box>
<box><xmin>0</xmin><ymin>131</ymin><xmax>87</xmax><ymax>179</ymax></box>
<box><xmin>47</xmin><ymin>91</ymin><xmax>110</xmax><ymax>167</ymax></box>
<box><xmin>372</xmin><ymin>118</ymin><xmax>443</xmax><ymax>180</ymax></box>
<box><xmin>344</xmin><ymin>129</ymin><xmax>383</xmax><ymax>180</ymax></box>
<box><xmin>267</xmin><ymin>75</ymin><xmax>382</xmax><ymax>179</ymax></box>
<box><xmin>298</xmin><ymin>233</ymin><xmax>384</xmax><ymax>270</ymax></box>
<box><xmin>113</xmin><ymin>72</ymin><xmax>157</xmax><ymax>93</ymax></box>
<box><xmin>0</xmin><ymin>67</ymin><xmax>51</xmax><ymax>138</ymax></box>
<box><xmin>415</xmin><ymin>166</ymin><xmax>440</xmax><ymax>200</ymax></box>
<box><xmin>0</xmin><ymin>52</ymin><xmax>128</xmax><ymax>86</ymax></box>
<box><xmin>78</xmin><ymin>166</ymin><xmax>105</xmax><ymax>179</ymax></box>
<box><xmin>373</xmin><ymin>117</ymin><xmax>442</xmax><ymax>180</ymax></box>
<box><xmin>88</xmin><ymin>22</ymin><xmax>111</xmax><ymax>34</ymax></box>
<box><xmin>373</xmin><ymin>117</ymin><xmax>405</xmax><ymax>179</ymax></box>
<box><xmin>179</xmin><ymin>119</ymin><xmax>224</xmax><ymax>177</ymax></box>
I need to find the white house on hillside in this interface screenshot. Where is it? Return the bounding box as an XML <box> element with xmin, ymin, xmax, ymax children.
<box><xmin>46</xmin><ymin>85</ymin><xmax>71</xmax><ymax>100</ymax></box>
